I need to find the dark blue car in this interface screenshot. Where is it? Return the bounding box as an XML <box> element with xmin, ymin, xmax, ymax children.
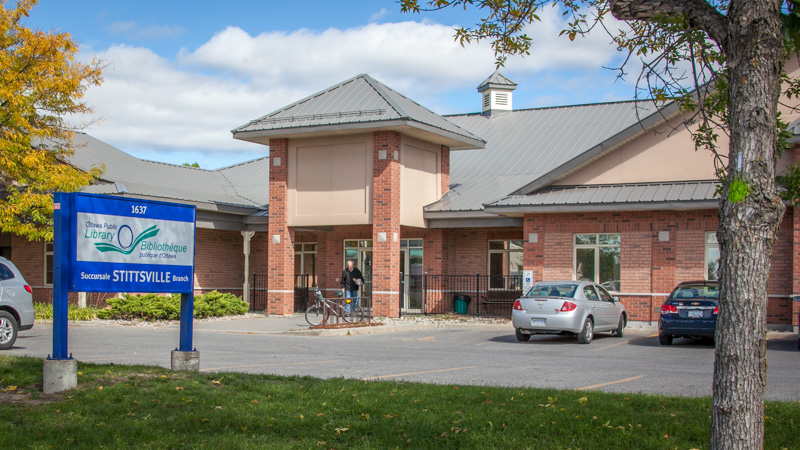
<box><xmin>659</xmin><ymin>281</ymin><xmax>719</xmax><ymax>345</ymax></box>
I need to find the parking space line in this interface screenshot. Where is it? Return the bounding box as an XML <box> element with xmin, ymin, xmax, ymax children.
<box><xmin>362</xmin><ymin>366</ymin><xmax>477</xmax><ymax>381</ymax></box>
<box><xmin>200</xmin><ymin>359</ymin><xmax>340</xmax><ymax>372</ymax></box>
<box><xmin>575</xmin><ymin>374</ymin><xmax>647</xmax><ymax>391</ymax></box>
<box><xmin>593</xmin><ymin>334</ymin><xmax>658</xmax><ymax>351</ymax></box>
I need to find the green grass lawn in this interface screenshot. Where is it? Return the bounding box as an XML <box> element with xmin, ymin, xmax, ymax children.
<box><xmin>1</xmin><ymin>355</ymin><xmax>797</xmax><ymax>449</ymax></box>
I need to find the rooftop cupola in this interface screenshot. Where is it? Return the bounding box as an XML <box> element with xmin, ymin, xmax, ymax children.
<box><xmin>477</xmin><ymin>70</ymin><xmax>517</xmax><ymax>116</ymax></box>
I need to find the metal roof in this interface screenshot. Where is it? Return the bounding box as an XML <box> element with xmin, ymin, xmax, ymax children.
<box><xmin>477</xmin><ymin>71</ymin><xmax>517</xmax><ymax>92</ymax></box>
<box><xmin>484</xmin><ymin>181</ymin><xmax>719</xmax><ymax>213</ymax></box>
<box><xmin>425</xmin><ymin>101</ymin><xmax>660</xmax><ymax>213</ymax></box>
<box><xmin>231</xmin><ymin>74</ymin><xmax>484</xmax><ymax>149</ymax></box>
<box><xmin>58</xmin><ymin>133</ymin><xmax>269</xmax><ymax>210</ymax></box>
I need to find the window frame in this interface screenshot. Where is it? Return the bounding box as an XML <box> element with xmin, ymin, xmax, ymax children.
<box><xmin>704</xmin><ymin>232</ymin><xmax>720</xmax><ymax>281</ymax></box>
<box><xmin>45</xmin><ymin>242</ymin><xmax>54</xmax><ymax>286</ymax></box>
<box><xmin>572</xmin><ymin>233</ymin><xmax>621</xmax><ymax>290</ymax></box>
<box><xmin>294</xmin><ymin>242</ymin><xmax>318</xmax><ymax>287</ymax></box>
<box><xmin>487</xmin><ymin>239</ymin><xmax>523</xmax><ymax>290</ymax></box>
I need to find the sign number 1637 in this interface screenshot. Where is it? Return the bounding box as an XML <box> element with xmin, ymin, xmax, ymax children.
<box><xmin>131</xmin><ymin>205</ymin><xmax>147</xmax><ymax>215</ymax></box>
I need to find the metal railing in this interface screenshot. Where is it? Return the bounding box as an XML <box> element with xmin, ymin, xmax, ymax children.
<box><xmin>250</xmin><ymin>273</ymin><xmax>373</xmax><ymax>312</ymax></box>
<box><xmin>252</xmin><ymin>272</ymin><xmax>521</xmax><ymax>315</ymax></box>
<box><xmin>414</xmin><ymin>274</ymin><xmax>523</xmax><ymax>316</ymax></box>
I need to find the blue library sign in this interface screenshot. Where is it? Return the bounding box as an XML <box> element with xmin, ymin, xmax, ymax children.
<box><xmin>50</xmin><ymin>192</ymin><xmax>197</xmax><ymax>361</ymax></box>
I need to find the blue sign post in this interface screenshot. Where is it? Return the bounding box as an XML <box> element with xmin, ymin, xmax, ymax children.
<box><xmin>44</xmin><ymin>193</ymin><xmax>197</xmax><ymax>393</ymax></box>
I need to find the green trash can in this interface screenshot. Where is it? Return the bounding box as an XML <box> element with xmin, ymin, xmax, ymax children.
<box><xmin>454</xmin><ymin>294</ymin><xmax>471</xmax><ymax>314</ymax></box>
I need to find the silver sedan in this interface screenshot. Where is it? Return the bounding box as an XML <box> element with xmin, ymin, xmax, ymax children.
<box><xmin>511</xmin><ymin>281</ymin><xmax>626</xmax><ymax>344</ymax></box>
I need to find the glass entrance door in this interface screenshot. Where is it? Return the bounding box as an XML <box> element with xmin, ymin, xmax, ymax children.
<box><xmin>344</xmin><ymin>240</ymin><xmax>372</xmax><ymax>309</ymax></box>
<box><xmin>400</xmin><ymin>240</ymin><xmax>423</xmax><ymax>313</ymax></box>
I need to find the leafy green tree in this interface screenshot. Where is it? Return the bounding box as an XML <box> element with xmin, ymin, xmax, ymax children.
<box><xmin>0</xmin><ymin>0</ymin><xmax>103</xmax><ymax>240</ymax></box>
<box><xmin>182</xmin><ymin>162</ymin><xmax>200</xmax><ymax>168</ymax></box>
<box><xmin>402</xmin><ymin>1</ymin><xmax>797</xmax><ymax>448</ymax></box>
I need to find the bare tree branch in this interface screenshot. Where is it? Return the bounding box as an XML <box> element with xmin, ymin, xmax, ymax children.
<box><xmin>610</xmin><ymin>0</ymin><xmax>728</xmax><ymax>45</ymax></box>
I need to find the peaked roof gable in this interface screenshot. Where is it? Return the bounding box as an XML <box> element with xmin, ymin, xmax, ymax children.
<box><xmin>477</xmin><ymin>70</ymin><xmax>517</xmax><ymax>92</ymax></box>
<box><xmin>232</xmin><ymin>74</ymin><xmax>484</xmax><ymax>149</ymax></box>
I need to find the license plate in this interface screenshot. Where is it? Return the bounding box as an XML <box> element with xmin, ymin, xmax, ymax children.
<box><xmin>688</xmin><ymin>310</ymin><xmax>703</xmax><ymax>318</ymax></box>
<box><xmin>531</xmin><ymin>318</ymin><xmax>546</xmax><ymax>327</ymax></box>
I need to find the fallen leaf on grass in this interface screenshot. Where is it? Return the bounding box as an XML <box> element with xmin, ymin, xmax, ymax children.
<box><xmin>335</xmin><ymin>427</ymin><xmax>349</xmax><ymax>434</ymax></box>
<box><xmin>175</xmin><ymin>387</ymin><xmax>183</xmax><ymax>391</ymax></box>
<box><xmin>578</xmin><ymin>396</ymin><xmax>588</xmax><ymax>404</ymax></box>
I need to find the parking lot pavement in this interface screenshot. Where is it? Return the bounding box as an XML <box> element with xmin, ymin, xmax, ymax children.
<box><xmin>6</xmin><ymin>318</ymin><xmax>799</xmax><ymax>401</ymax></box>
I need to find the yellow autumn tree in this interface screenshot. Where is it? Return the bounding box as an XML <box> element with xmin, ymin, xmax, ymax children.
<box><xmin>0</xmin><ymin>0</ymin><xmax>103</xmax><ymax>240</ymax></box>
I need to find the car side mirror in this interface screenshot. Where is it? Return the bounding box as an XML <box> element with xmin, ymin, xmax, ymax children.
<box><xmin>612</xmin><ymin>296</ymin><xmax>620</xmax><ymax>302</ymax></box>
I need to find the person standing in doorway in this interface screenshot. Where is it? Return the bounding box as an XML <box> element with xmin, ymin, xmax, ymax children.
<box><xmin>341</xmin><ymin>260</ymin><xmax>363</xmax><ymax>314</ymax></box>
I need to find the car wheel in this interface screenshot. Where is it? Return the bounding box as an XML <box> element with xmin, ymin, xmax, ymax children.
<box><xmin>613</xmin><ymin>315</ymin><xmax>625</xmax><ymax>338</ymax></box>
<box><xmin>0</xmin><ymin>311</ymin><xmax>19</xmax><ymax>350</ymax></box>
<box><xmin>515</xmin><ymin>329</ymin><xmax>531</xmax><ymax>342</ymax></box>
<box><xmin>659</xmin><ymin>333</ymin><xmax>673</xmax><ymax>346</ymax></box>
<box><xmin>577</xmin><ymin>318</ymin><xmax>593</xmax><ymax>344</ymax></box>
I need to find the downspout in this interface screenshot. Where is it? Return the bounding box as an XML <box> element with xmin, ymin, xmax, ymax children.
<box><xmin>242</xmin><ymin>231</ymin><xmax>255</xmax><ymax>305</ymax></box>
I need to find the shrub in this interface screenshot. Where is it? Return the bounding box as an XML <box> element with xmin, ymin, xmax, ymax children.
<box><xmin>194</xmin><ymin>291</ymin><xmax>249</xmax><ymax>319</ymax></box>
<box><xmin>33</xmin><ymin>303</ymin><xmax>101</xmax><ymax>321</ymax></box>
<box><xmin>96</xmin><ymin>291</ymin><xmax>247</xmax><ymax>321</ymax></box>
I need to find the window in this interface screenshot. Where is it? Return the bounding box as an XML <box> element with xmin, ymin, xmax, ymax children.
<box><xmin>583</xmin><ymin>285</ymin><xmax>600</xmax><ymax>301</ymax></box>
<box><xmin>294</xmin><ymin>243</ymin><xmax>317</xmax><ymax>287</ymax></box>
<box><xmin>0</xmin><ymin>263</ymin><xmax>14</xmax><ymax>281</ymax></box>
<box><xmin>574</xmin><ymin>234</ymin><xmax>620</xmax><ymax>291</ymax></box>
<box><xmin>45</xmin><ymin>242</ymin><xmax>54</xmax><ymax>285</ymax></box>
<box><xmin>488</xmin><ymin>240</ymin><xmax>523</xmax><ymax>290</ymax></box>
<box><xmin>705</xmin><ymin>232</ymin><xmax>720</xmax><ymax>281</ymax></box>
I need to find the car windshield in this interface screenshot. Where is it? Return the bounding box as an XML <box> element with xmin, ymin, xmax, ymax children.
<box><xmin>524</xmin><ymin>283</ymin><xmax>578</xmax><ymax>298</ymax></box>
<box><xmin>670</xmin><ymin>284</ymin><xmax>719</xmax><ymax>300</ymax></box>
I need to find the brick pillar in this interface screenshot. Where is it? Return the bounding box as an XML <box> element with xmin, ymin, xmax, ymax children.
<box><xmin>523</xmin><ymin>214</ymin><xmax>545</xmax><ymax>283</ymax></box>
<box><xmin>267</xmin><ymin>138</ymin><xmax>295</xmax><ymax>315</ymax></box>
<box><xmin>372</xmin><ymin>131</ymin><xmax>402</xmax><ymax>317</ymax></box>
<box><xmin>440</xmin><ymin>145</ymin><xmax>450</xmax><ymax>195</ymax></box>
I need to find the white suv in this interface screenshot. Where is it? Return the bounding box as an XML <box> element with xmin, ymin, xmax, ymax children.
<box><xmin>0</xmin><ymin>256</ymin><xmax>34</xmax><ymax>350</ymax></box>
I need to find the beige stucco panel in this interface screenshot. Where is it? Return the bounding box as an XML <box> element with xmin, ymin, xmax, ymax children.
<box><xmin>288</xmin><ymin>135</ymin><xmax>373</xmax><ymax>227</ymax></box>
<box><xmin>558</xmin><ymin>61</ymin><xmax>800</xmax><ymax>186</ymax></box>
<box><xmin>400</xmin><ymin>136</ymin><xmax>441</xmax><ymax>227</ymax></box>
<box><xmin>556</xmin><ymin>114</ymin><xmax>722</xmax><ymax>185</ymax></box>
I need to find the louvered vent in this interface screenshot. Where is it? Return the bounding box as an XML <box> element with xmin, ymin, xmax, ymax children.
<box><xmin>495</xmin><ymin>93</ymin><xmax>508</xmax><ymax>106</ymax></box>
<box><xmin>483</xmin><ymin>93</ymin><xmax>491</xmax><ymax>109</ymax></box>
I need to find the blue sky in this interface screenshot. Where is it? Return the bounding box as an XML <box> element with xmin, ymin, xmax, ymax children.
<box><xmin>24</xmin><ymin>1</ymin><xmax>636</xmax><ymax>169</ymax></box>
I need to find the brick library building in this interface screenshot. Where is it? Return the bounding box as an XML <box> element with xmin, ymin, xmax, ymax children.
<box><xmin>3</xmin><ymin>69</ymin><xmax>799</xmax><ymax>330</ymax></box>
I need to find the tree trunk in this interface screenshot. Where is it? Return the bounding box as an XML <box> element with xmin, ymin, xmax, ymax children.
<box><xmin>712</xmin><ymin>1</ymin><xmax>784</xmax><ymax>449</ymax></box>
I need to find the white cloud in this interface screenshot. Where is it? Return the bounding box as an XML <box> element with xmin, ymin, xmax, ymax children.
<box><xmin>370</xmin><ymin>8</ymin><xmax>391</xmax><ymax>23</ymax></box>
<box><xmin>77</xmin><ymin>13</ymin><xmax>626</xmax><ymax>166</ymax></box>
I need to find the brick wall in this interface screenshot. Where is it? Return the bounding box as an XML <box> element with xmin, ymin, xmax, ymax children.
<box><xmin>194</xmin><ymin>229</ymin><xmax>244</xmax><ymax>293</ymax></box>
<box><xmin>517</xmin><ymin>209</ymin><xmax>795</xmax><ymax>325</ymax></box>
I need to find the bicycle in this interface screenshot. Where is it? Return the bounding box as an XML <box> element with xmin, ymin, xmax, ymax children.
<box><xmin>305</xmin><ymin>287</ymin><xmax>364</xmax><ymax>326</ymax></box>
